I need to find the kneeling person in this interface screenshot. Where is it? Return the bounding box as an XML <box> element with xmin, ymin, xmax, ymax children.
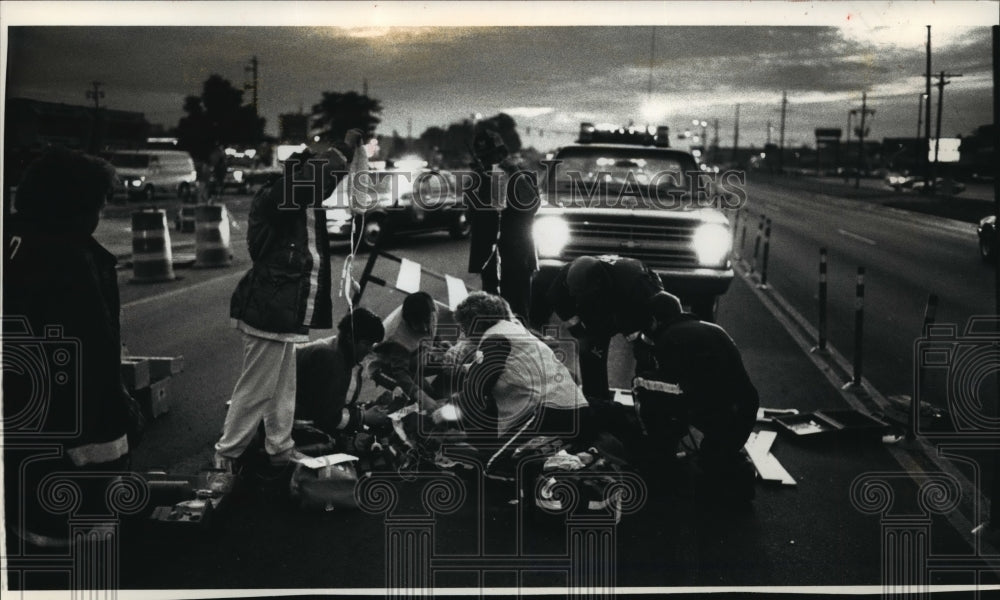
<box><xmin>632</xmin><ymin>292</ymin><xmax>759</xmax><ymax>501</ymax></box>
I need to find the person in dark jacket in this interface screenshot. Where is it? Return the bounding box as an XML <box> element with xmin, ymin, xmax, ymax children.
<box><xmin>632</xmin><ymin>291</ymin><xmax>759</xmax><ymax>501</ymax></box>
<box><xmin>3</xmin><ymin>147</ymin><xmax>142</xmax><ymax>547</ymax></box>
<box><xmin>294</xmin><ymin>309</ymin><xmax>387</xmax><ymax>434</ymax></box>
<box><xmin>216</xmin><ymin>141</ymin><xmax>353</xmax><ymax>470</ymax></box>
<box><xmin>538</xmin><ymin>254</ymin><xmax>664</xmax><ymax>402</ymax></box>
<box><xmin>466</xmin><ymin>129</ymin><xmax>540</xmax><ymax>319</ymax></box>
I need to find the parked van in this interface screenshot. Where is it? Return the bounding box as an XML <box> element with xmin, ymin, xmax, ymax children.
<box><xmin>103</xmin><ymin>150</ymin><xmax>197</xmax><ymax>201</ymax></box>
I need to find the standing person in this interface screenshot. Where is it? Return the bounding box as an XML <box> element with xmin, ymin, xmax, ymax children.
<box><xmin>632</xmin><ymin>291</ymin><xmax>759</xmax><ymax>501</ymax></box>
<box><xmin>466</xmin><ymin>129</ymin><xmax>540</xmax><ymax>319</ymax></box>
<box><xmin>3</xmin><ymin>147</ymin><xmax>143</xmax><ymax>547</ymax></box>
<box><xmin>537</xmin><ymin>254</ymin><xmax>664</xmax><ymax>403</ymax></box>
<box><xmin>215</xmin><ymin>139</ymin><xmax>353</xmax><ymax>471</ymax></box>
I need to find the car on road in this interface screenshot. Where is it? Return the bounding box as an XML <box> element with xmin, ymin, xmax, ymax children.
<box><xmin>530</xmin><ymin>125</ymin><xmax>734</xmax><ymax>321</ymax></box>
<box><xmin>978</xmin><ymin>215</ymin><xmax>996</xmax><ymax>262</ymax></box>
<box><xmin>886</xmin><ymin>172</ymin><xmax>966</xmax><ymax>195</ymax></box>
<box><xmin>323</xmin><ymin>169</ymin><xmax>470</xmax><ymax>250</ymax></box>
<box><xmin>104</xmin><ymin>150</ymin><xmax>198</xmax><ymax>201</ymax></box>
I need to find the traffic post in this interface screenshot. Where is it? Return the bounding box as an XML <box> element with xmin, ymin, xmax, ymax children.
<box><xmin>843</xmin><ymin>266</ymin><xmax>866</xmax><ymax>389</ymax></box>
<box><xmin>908</xmin><ymin>293</ymin><xmax>938</xmax><ymax>441</ymax></box>
<box><xmin>751</xmin><ymin>213</ymin><xmax>764</xmax><ymax>273</ymax></box>
<box><xmin>758</xmin><ymin>218</ymin><xmax>772</xmax><ymax>288</ymax></box>
<box><xmin>812</xmin><ymin>248</ymin><xmax>828</xmax><ymax>354</ymax></box>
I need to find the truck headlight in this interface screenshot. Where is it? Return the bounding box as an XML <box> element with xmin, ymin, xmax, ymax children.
<box><xmin>233</xmin><ymin>170</ymin><xmax>244</xmax><ymax>183</ymax></box>
<box><xmin>692</xmin><ymin>223</ymin><xmax>731</xmax><ymax>266</ymax></box>
<box><xmin>533</xmin><ymin>216</ymin><xmax>570</xmax><ymax>257</ymax></box>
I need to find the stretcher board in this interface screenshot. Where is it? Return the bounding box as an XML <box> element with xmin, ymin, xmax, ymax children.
<box><xmin>744</xmin><ymin>430</ymin><xmax>797</xmax><ymax>486</ymax></box>
<box><xmin>395</xmin><ymin>258</ymin><xmax>422</xmax><ymax>293</ymax></box>
<box><xmin>445</xmin><ymin>275</ymin><xmax>469</xmax><ymax>310</ymax></box>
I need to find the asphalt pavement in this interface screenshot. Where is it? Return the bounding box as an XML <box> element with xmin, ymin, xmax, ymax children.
<box><xmin>76</xmin><ymin>186</ymin><xmax>996</xmax><ymax>595</ymax></box>
<box><xmin>15</xmin><ymin>180</ymin><xmax>986</xmax><ymax>595</ymax></box>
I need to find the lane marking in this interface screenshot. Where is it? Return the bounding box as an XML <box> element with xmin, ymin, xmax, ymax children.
<box><xmin>122</xmin><ymin>270</ymin><xmax>245</xmax><ymax>310</ymax></box>
<box><xmin>736</xmin><ymin>263</ymin><xmax>992</xmax><ymax>554</ymax></box>
<box><xmin>837</xmin><ymin>228</ymin><xmax>877</xmax><ymax>246</ymax></box>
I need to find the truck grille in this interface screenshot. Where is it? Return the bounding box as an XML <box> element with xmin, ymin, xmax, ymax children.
<box><xmin>561</xmin><ymin>213</ymin><xmax>700</xmax><ymax>269</ymax></box>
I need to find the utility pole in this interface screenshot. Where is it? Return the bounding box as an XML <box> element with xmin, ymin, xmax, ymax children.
<box><xmin>846</xmin><ymin>110</ymin><xmax>854</xmax><ymax>178</ymax></box>
<box><xmin>767</xmin><ymin>121</ymin><xmax>773</xmax><ymax>145</ymax></box>
<box><xmin>85</xmin><ymin>81</ymin><xmax>105</xmax><ymax>153</ymax></box>
<box><xmin>855</xmin><ymin>92</ymin><xmax>875</xmax><ymax>189</ymax></box>
<box><xmin>732</xmin><ymin>103</ymin><xmax>740</xmax><ymax>164</ymax></box>
<box><xmin>932</xmin><ymin>70</ymin><xmax>963</xmax><ymax>183</ymax></box>
<box><xmin>407</xmin><ymin>118</ymin><xmax>412</xmax><ymax>140</ymax></box>
<box><xmin>86</xmin><ymin>81</ymin><xmax>105</xmax><ymax>109</ymax></box>
<box><xmin>779</xmin><ymin>90</ymin><xmax>788</xmax><ymax>172</ymax></box>
<box><xmin>916</xmin><ymin>94</ymin><xmax>927</xmax><ymax>140</ymax></box>
<box><xmin>244</xmin><ymin>56</ymin><xmax>259</xmax><ymax>116</ymax></box>
<box><xmin>363</xmin><ymin>78</ymin><xmax>369</xmax><ymax>97</ymax></box>
<box><xmin>924</xmin><ymin>25</ymin><xmax>933</xmax><ymax>189</ymax></box>
<box><xmin>712</xmin><ymin>119</ymin><xmax>720</xmax><ymax>163</ymax></box>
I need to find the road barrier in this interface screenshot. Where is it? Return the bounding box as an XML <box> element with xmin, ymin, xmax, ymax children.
<box><xmin>130</xmin><ymin>209</ymin><xmax>176</xmax><ymax>283</ymax></box>
<box><xmin>758</xmin><ymin>218</ymin><xmax>772</xmax><ymax>288</ymax></box>
<box><xmin>813</xmin><ymin>248</ymin><xmax>829</xmax><ymax>353</ymax></box>
<box><xmin>193</xmin><ymin>204</ymin><xmax>232</xmax><ymax>268</ymax></box>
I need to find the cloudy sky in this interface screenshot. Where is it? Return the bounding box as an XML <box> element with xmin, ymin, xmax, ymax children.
<box><xmin>2</xmin><ymin>1</ymin><xmax>997</xmax><ymax>152</ymax></box>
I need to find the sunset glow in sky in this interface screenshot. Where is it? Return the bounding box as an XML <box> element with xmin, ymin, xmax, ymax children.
<box><xmin>2</xmin><ymin>2</ymin><xmax>997</xmax><ymax>152</ymax></box>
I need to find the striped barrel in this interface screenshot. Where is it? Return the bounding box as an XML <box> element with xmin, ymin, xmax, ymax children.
<box><xmin>131</xmin><ymin>209</ymin><xmax>176</xmax><ymax>283</ymax></box>
<box><xmin>177</xmin><ymin>206</ymin><xmax>196</xmax><ymax>233</ymax></box>
<box><xmin>193</xmin><ymin>204</ymin><xmax>232</xmax><ymax>268</ymax></box>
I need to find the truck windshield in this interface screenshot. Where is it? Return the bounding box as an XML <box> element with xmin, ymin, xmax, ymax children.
<box><xmin>554</xmin><ymin>147</ymin><xmax>689</xmax><ymax>187</ymax></box>
<box><xmin>105</xmin><ymin>153</ymin><xmax>151</xmax><ymax>168</ymax></box>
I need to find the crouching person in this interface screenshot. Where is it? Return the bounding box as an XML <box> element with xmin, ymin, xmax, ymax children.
<box><xmin>449</xmin><ymin>292</ymin><xmax>591</xmax><ymax>448</ymax></box>
<box><xmin>632</xmin><ymin>292</ymin><xmax>759</xmax><ymax>503</ymax></box>
<box><xmin>294</xmin><ymin>308</ymin><xmax>387</xmax><ymax>436</ymax></box>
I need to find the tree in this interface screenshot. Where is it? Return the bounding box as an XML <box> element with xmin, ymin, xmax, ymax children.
<box><xmin>176</xmin><ymin>75</ymin><xmax>266</xmax><ymax>162</ymax></box>
<box><xmin>311</xmin><ymin>91</ymin><xmax>382</xmax><ymax>143</ymax></box>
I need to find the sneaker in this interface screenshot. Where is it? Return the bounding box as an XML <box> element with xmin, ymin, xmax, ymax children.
<box><xmin>268</xmin><ymin>448</ymin><xmax>307</xmax><ymax>467</ymax></box>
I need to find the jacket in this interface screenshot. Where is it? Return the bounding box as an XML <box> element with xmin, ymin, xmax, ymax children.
<box><xmin>464</xmin><ymin>319</ymin><xmax>587</xmax><ymax>435</ymax></box>
<box><xmin>547</xmin><ymin>255</ymin><xmax>663</xmax><ymax>338</ymax></box>
<box><xmin>641</xmin><ymin>313</ymin><xmax>759</xmax><ymax>419</ymax></box>
<box><xmin>3</xmin><ymin>221</ymin><xmax>133</xmax><ymax>465</ymax></box>
<box><xmin>230</xmin><ymin>163</ymin><xmax>342</xmax><ymax>335</ymax></box>
<box><xmin>466</xmin><ymin>159</ymin><xmax>540</xmax><ymax>273</ymax></box>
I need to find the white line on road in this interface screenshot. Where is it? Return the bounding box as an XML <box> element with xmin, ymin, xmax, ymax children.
<box><xmin>122</xmin><ymin>270</ymin><xmax>245</xmax><ymax>310</ymax></box>
<box><xmin>837</xmin><ymin>228</ymin><xmax>877</xmax><ymax>246</ymax></box>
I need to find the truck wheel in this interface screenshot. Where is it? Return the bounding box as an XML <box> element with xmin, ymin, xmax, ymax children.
<box><xmin>690</xmin><ymin>296</ymin><xmax>718</xmax><ymax>323</ymax></box>
<box><xmin>355</xmin><ymin>216</ymin><xmax>384</xmax><ymax>251</ymax></box>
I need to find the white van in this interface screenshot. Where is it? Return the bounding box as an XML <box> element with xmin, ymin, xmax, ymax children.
<box><xmin>103</xmin><ymin>150</ymin><xmax>198</xmax><ymax>201</ymax></box>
